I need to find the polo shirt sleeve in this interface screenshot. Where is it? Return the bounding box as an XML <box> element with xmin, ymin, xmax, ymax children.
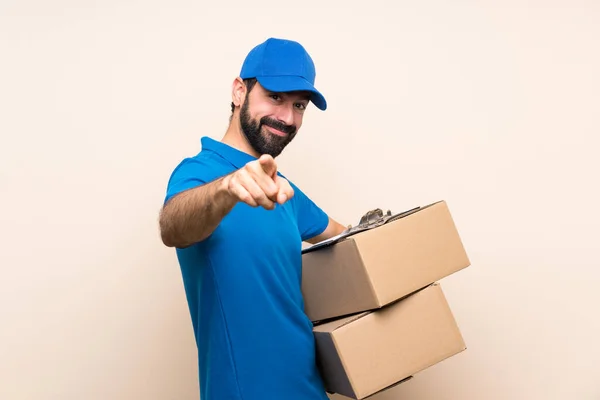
<box><xmin>289</xmin><ymin>181</ymin><xmax>330</xmax><ymax>242</ymax></box>
<box><xmin>164</xmin><ymin>156</ymin><xmax>217</xmax><ymax>205</ymax></box>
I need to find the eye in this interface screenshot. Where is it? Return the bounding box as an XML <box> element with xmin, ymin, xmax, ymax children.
<box><xmin>295</xmin><ymin>102</ymin><xmax>307</xmax><ymax>110</ymax></box>
<box><xmin>269</xmin><ymin>93</ymin><xmax>281</xmax><ymax>101</ymax></box>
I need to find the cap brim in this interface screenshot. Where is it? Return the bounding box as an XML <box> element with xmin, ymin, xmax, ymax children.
<box><xmin>256</xmin><ymin>76</ymin><xmax>327</xmax><ymax>111</ymax></box>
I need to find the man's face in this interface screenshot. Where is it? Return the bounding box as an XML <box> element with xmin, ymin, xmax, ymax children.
<box><xmin>239</xmin><ymin>82</ymin><xmax>310</xmax><ymax>158</ymax></box>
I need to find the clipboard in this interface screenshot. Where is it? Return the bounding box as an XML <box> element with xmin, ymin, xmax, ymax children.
<box><xmin>302</xmin><ymin>206</ymin><xmax>421</xmax><ymax>254</ymax></box>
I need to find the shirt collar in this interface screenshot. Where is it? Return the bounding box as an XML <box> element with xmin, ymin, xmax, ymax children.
<box><xmin>201</xmin><ymin>136</ymin><xmax>257</xmax><ymax>169</ymax></box>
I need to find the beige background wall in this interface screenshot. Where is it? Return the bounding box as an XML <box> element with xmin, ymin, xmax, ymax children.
<box><xmin>1</xmin><ymin>1</ymin><xmax>599</xmax><ymax>399</ymax></box>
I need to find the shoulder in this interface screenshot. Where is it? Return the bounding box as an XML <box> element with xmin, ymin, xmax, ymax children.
<box><xmin>173</xmin><ymin>147</ymin><xmax>227</xmax><ymax>170</ymax></box>
<box><xmin>169</xmin><ymin>148</ymin><xmax>232</xmax><ymax>179</ymax></box>
<box><xmin>164</xmin><ymin>149</ymin><xmax>233</xmax><ymax>204</ymax></box>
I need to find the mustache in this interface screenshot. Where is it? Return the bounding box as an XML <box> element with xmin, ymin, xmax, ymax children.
<box><xmin>260</xmin><ymin>117</ymin><xmax>296</xmax><ymax>135</ymax></box>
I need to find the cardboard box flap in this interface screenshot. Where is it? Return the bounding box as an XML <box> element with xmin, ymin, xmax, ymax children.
<box><xmin>313</xmin><ymin>311</ymin><xmax>370</xmax><ymax>333</ymax></box>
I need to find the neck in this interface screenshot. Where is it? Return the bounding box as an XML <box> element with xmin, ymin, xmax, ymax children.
<box><xmin>221</xmin><ymin>113</ymin><xmax>260</xmax><ymax>158</ymax></box>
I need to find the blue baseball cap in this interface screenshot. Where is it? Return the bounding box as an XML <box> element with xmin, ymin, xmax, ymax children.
<box><xmin>239</xmin><ymin>38</ymin><xmax>327</xmax><ymax>111</ymax></box>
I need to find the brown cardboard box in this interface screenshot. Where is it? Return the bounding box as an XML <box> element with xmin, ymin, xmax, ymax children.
<box><xmin>301</xmin><ymin>200</ymin><xmax>470</xmax><ymax>322</ymax></box>
<box><xmin>313</xmin><ymin>283</ymin><xmax>466</xmax><ymax>399</ymax></box>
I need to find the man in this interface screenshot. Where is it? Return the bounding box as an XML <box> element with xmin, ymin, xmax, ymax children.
<box><xmin>159</xmin><ymin>37</ymin><xmax>347</xmax><ymax>400</ymax></box>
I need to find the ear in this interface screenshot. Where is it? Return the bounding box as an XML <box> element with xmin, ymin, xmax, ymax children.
<box><xmin>231</xmin><ymin>77</ymin><xmax>246</xmax><ymax>109</ymax></box>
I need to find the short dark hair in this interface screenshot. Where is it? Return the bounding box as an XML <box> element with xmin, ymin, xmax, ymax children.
<box><xmin>230</xmin><ymin>78</ymin><xmax>258</xmax><ymax>113</ymax></box>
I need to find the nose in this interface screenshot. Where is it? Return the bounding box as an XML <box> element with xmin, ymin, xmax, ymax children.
<box><xmin>275</xmin><ymin>103</ymin><xmax>294</xmax><ymax>126</ymax></box>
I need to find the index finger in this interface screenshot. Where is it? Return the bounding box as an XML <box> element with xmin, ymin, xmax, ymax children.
<box><xmin>258</xmin><ymin>154</ymin><xmax>277</xmax><ymax>179</ymax></box>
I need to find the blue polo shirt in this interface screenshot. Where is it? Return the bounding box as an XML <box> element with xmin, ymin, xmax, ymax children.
<box><xmin>163</xmin><ymin>137</ymin><xmax>331</xmax><ymax>400</ymax></box>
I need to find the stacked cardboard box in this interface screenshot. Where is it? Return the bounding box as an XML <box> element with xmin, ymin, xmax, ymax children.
<box><xmin>301</xmin><ymin>200</ymin><xmax>470</xmax><ymax>399</ymax></box>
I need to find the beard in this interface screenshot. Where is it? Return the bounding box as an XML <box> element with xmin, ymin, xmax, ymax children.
<box><xmin>239</xmin><ymin>97</ymin><xmax>297</xmax><ymax>158</ymax></box>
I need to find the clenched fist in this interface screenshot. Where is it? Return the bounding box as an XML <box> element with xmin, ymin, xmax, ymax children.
<box><xmin>223</xmin><ymin>154</ymin><xmax>294</xmax><ymax>210</ymax></box>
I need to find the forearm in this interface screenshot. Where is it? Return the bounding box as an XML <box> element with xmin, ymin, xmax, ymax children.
<box><xmin>159</xmin><ymin>175</ymin><xmax>238</xmax><ymax>248</ymax></box>
<box><xmin>305</xmin><ymin>217</ymin><xmax>348</xmax><ymax>244</ymax></box>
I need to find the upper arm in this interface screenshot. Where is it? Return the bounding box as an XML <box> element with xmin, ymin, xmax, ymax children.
<box><xmin>304</xmin><ymin>217</ymin><xmax>347</xmax><ymax>244</ymax></box>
